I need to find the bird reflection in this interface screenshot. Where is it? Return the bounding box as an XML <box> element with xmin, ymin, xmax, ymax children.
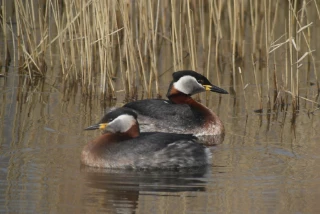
<box><xmin>81</xmin><ymin>166</ymin><xmax>210</xmax><ymax>213</ymax></box>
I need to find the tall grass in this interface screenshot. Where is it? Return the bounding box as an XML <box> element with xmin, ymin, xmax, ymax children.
<box><xmin>1</xmin><ymin>0</ymin><xmax>319</xmax><ymax>112</ymax></box>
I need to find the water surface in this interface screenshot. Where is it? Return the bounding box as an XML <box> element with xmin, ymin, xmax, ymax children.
<box><xmin>1</xmin><ymin>67</ymin><xmax>320</xmax><ymax>213</ymax></box>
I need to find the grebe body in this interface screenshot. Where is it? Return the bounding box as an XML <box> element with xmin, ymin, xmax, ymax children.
<box><xmin>124</xmin><ymin>70</ymin><xmax>228</xmax><ymax>136</ymax></box>
<box><xmin>82</xmin><ymin>108</ymin><xmax>211</xmax><ymax>169</ymax></box>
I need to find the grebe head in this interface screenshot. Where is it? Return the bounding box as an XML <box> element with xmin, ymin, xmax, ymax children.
<box><xmin>167</xmin><ymin>70</ymin><xmax>228</xmax><ymax>97</ymax></box>
<box><xmin>85</xmin><ymin>108</ymin><xmax>139</xmax><ymax>135</ymax></box>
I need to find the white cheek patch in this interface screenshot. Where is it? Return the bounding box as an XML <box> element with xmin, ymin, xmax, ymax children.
<box><xmin>173</xmin><ymin>76</ymin><xmax>205</xmax><ymax>95</ymax></box>
<box><xmin>108</xmin><ymin>115</ymin><xmax>136</xmax><ymax>133</ymax></box>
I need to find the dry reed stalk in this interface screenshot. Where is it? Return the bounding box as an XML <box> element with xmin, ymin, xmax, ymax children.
<box><xmin>178</xmin><ymin>1</ymin><xmax>184</xmax><ymax>68</ymax></box>
<box><xmin>228</xmin><ymin>0</ymin><xmax>237</xmax><ymax>90</ymax></box>
<box><xmin>50</xmin><ymin>0</ymin><xmax>62</xmax><ymax>72</ymax></box>
<box><xmin>272</xmin><ymin>56</ymin><xmax>279</xmax><ymax>107</ymax></box>
<box><xmin>238</xmin><ymin>67</ymin><xmax>247</xmax><ymax>113</ymax></box>
<box><xmin>284</xmin><ymin>22</ymin><xmax>288</xmax><ymax>90</ymax></box>
<box><xmin>213</xmin><ymin>1</ymin><xmax>223</xmax><ymax>87</ymax></box>
<box><xmin>305</xmin><ymin>24</ymin><xmax>311</xmax><ymax>102</ymax></box>
<box><xmin>294</xmin><ymin>0</ymin><xmax>300</xmax><ymax>110</ymax></box>
<box><xmin>136</xmin><ymin>40</ymin><xmax>148</xmax><ymax>94</ymax></box>
<box><xmin>139</xmin><ymin>1</ymin><xmax>154</xmax><ymax>97</ymax></box>
<box><xmin>171</xmin><ymin>0</ymin><xmax>178</xmax><ymax>71</ymax></box>
<box><xmin>171</xmin><ymin>0</ymin><xmax>184</xmax><ymax>70</ymax></box>
<box><xmin>235</xmin><ymin>1</ymin><xmax>243</xmax><ymax>61</ymax></box>
<box><xmin>148</xmin><ymin>0</ymin><xmax>160</xmax><ymax>97</ymax></box>
<box><xmin>206</xmin><ymin>1</ymin><xmax>213</xmax><ymax>80</ymax></box>
<box><xmin>249</xmin><ymin>0</ymin><xmax>258</xmax><ymax>54</ymax></box>
<box><xmin>94</xmin><ymin>1</ymin><xmax>107</xmax><ymax>96</ymax></box>
<box><xmin>252</xmin><ymin>54</ymin><xmax>262</xmax><ymax>110</ymax></box>
<box><xmin>288</xmin><ymin>2</ymin><xmax>296</xmax><ymax>111</ymax></box>
<box><xmin>83</xmin><ymin>4</ymin><xmax>92</xmax><ymax>92</ymax></box>
<box><xmin>199</xmin><ymin>0</ymin><xmax>205</xmax><ymax>49</ymax></box>
<box><xmin>9</xmin><ymin>19</ymin><xmax>15</xmax><ymax>66</ymax></box>
<box><xmin>119</xmin><ymin>1</ymin><xmax>136</xmax><ymax>98</ymax></box>
<box><xmin>270</xmin><ymin>0</ymin><xmax>279</xmax><ymax>37</ymax></box>
<box><xmin>264</xmin><ymin>0</ymin><xmax>270</xmax><ymax>102</ymax></box>
<box><xmin>186</xmin><ymin>0</ymin><xmax>196</xmax><ymax>70</ymax></box>
<box><xmin>116</xmin><ymin>18</ymin><xmax>126</xmax><ymax>98</ymax></box>
<box><xmin>1</xmin><ymin>0</ymin><xmax>7</xmax><ymax>67</ymax></box>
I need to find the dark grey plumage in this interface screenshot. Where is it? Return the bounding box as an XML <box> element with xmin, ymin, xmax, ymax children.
<box><xmin>93</xmin><ymin>132</ymin><xmax>210</xmax><ymax>169</ymax></box>
<box><xmin>124</xmin><ymin>99</ymin><xmax>204</xmax><ymax>132</ymax></box>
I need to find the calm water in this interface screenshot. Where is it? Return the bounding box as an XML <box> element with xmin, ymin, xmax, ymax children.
<box><xmin>1</xmin><ymin>67</ymin><xmax>320</xmax><ymax>214</ymax></box>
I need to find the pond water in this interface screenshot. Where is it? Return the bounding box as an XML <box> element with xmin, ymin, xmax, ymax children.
<box><xmin>1</xmin><ymin>66</ymin><xmax>320</xmax><ymax>214</ymax></box>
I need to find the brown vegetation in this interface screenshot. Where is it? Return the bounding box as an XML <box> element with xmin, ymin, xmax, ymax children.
<box><xmin>1</xmin><ymin>0</ymin><xmax>319</xmax><ymax>112</ymax></box>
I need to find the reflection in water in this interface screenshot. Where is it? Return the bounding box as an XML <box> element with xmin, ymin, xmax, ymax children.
<box><xmin>82</xmin><ymin>166</ymin><xmax>209</xmax><ymax>192</ymax></box>
<box><xmin>81</xmin><ymin>166</ymin><xmax>210</xmax><ymax>213</ymax></box>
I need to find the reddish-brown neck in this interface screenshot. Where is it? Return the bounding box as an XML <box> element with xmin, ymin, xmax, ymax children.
<box><xmin>81</xmin><ymin>122</ymin><xmax>140</xmax><ymax>167</ymax></box>
<box><xmin>166</xmin><ymin>85</ymin><xmax>223</xmax><ymax>134</ymax></box>
<box><xmin>168</xmin><ymin>91</ymin><xmax>217</xmax><ymax>126</ymax></box>
<box><xmin>125</xmin><ymin>122</ymin><xmax>140</xmax><ymax>138</ymax></box>
<box><xmin>167</xmin><ymin>86</ymin><xmax>186</xmax><ymax>99</ymax></box>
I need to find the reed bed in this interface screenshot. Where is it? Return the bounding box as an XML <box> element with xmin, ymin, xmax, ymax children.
<box><xmin>1</xmin><ymin>0</ymin><xmax>319</xmax><ymax>112</ymax></box>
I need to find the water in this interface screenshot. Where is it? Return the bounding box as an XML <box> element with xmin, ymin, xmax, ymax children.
<box><xmin>1</xmin><ymin>68</ymin><xmax>320</xmax><ymax>214</ymax></box>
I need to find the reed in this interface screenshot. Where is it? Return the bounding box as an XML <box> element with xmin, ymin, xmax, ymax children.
<box><xmin>238</xmin><ymin>67</ymin><xmax>247</xmax><ymax>113</ymax></box>
<box><xmin>1</xmin><ymin>0</ymin><xmax>320</xmax><ymax>113</ymax></box>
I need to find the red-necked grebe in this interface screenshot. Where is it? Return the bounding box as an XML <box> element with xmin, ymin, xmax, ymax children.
<box><xmin>81</xmin><ymin>108</ymin><xmax>211</xmax><ymax>169</ymax></box>
<box><xmin>124</xmin><ymin>70</ymin><xmax>228</xmax><ymax>136</ymax></box>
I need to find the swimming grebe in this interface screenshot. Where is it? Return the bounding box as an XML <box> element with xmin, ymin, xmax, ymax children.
<box><xmin>81</xmin><ymin>108</ymin><xmax>211</xmax><ymax>169</ymax></box>
<box><xmin>124</xmin><ymin>70</ymin><xmax>228</xmax><ymax>136</ymax></box>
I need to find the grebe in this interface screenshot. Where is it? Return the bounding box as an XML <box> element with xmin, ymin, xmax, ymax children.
<box><xmin>124</xmin><ymin>70</ymin><xmax>228</xmax><ymax>136</ymax></box>
<box><xmin>81</xmin><ymin>108</ymin><xmax>211</xmax><ymax>169</ymax></box>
